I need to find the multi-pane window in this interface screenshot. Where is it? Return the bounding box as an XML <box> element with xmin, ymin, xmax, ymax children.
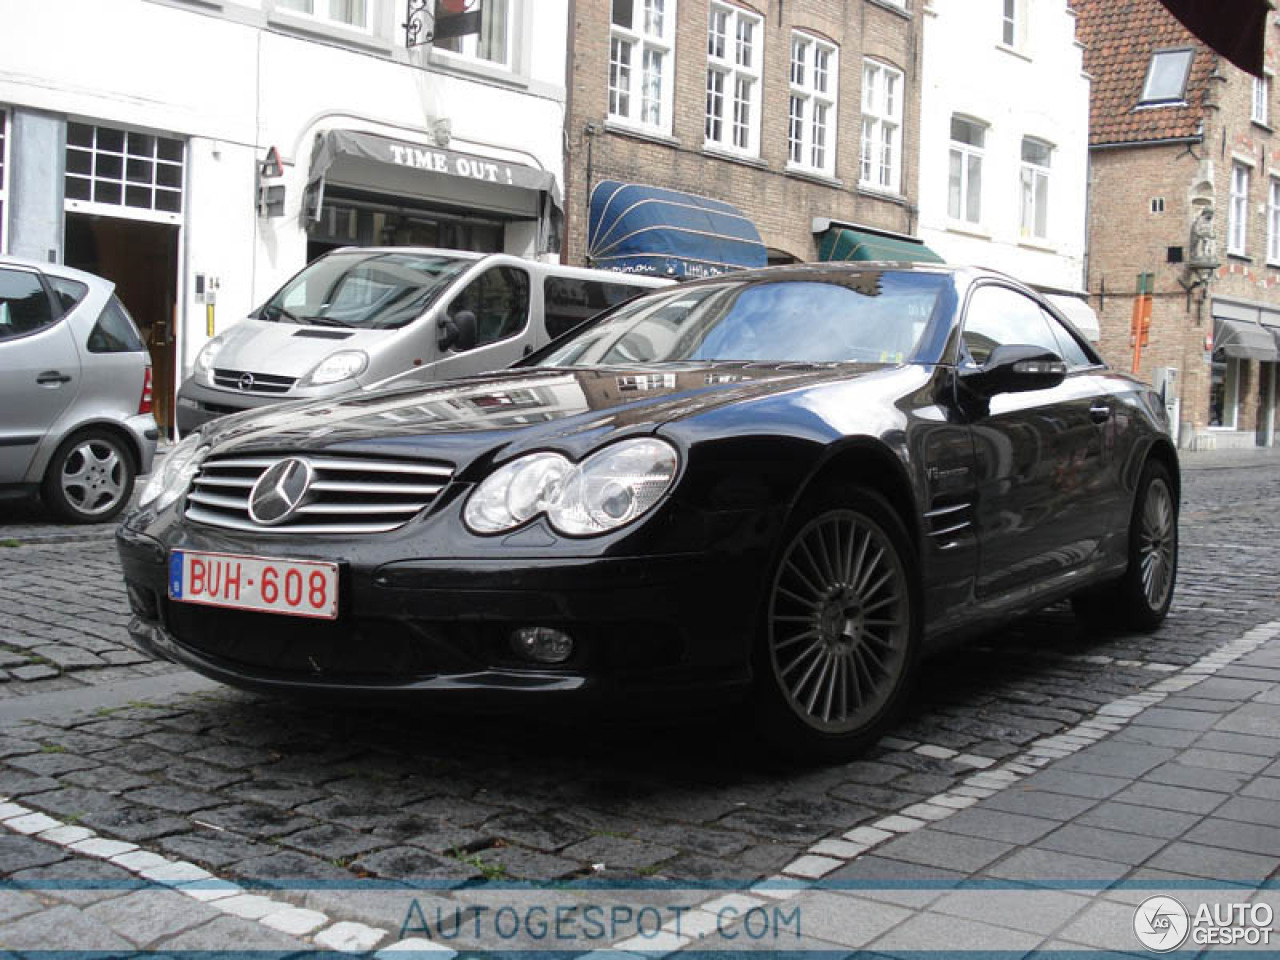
<box><xmin>276</xmin><ymin>0</ymin><xmax>367</xmax><ymax>29</ymax></box>
<box><xmin>705</xmin><ymin>3</ymin><xmax>762</xmax><ymax>155</ymax></box>
<box><xmin>787</xmin><ymin>33</ymin><xmax>838</xmax><ymax>175</ymax></box>
<box><xmin>948</xmin><ymin>116</ymin><xmax>985</xmax><ymax>224</ymax></box>
<box><xmin>65</xmin><ymin>123</ymin><xmax>184</xmax><ymax>216</ymax></box>
<box><xmin>1001</xmin><ymin>0</ymin><xmax>1024</xmax><ymax>47</ymax></box>
<box><xmin>1269</xmin><ymin>179</ymin><xmax>1280</xmax><ymax>263</ymax></box>
<box><xmin>436</xmin><ymin>0</ymin><xmax>511</xmax><ymax>68</ymax></box>
<box><xmin>1229</xmin><ymin>162</ymin><xmax>1250</xmax><ymax>255</ymax></box>
<box><xmin>860</xmin><ymin>60</ymin><xmax>903</xmax><ymax>192</ymax></box>
<box><xmin>1019</xmin><ymin>137</ymin><xmax>1052</xmax><ymax>240</ymax></box>
<box><xmin>610</xmin><ymin>0</ymin><xmax>675</xmax><ymax>132</ymax></box>
<box><xmin>0</xmin><ymin>109</ymin><xmax>7</xmax><ymax>253</ymax></box>
<box><xmin>1254</xmin><ymin>73</ymin><xmax>1271</xmax><ymax>125</ymax></box>
<box><xmin>1140</xmin><ymin>49</ymin><xmax>1194</xmax><ymax>104</ymax></box>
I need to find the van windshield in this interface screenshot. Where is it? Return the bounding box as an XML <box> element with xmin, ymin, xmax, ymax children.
<box><xmin>260</xmin><ymin>252</ymin><xmax>471</xmax><ymax>330</ymax></box>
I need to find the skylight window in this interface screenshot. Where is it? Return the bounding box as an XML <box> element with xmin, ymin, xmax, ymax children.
<box><xmin>1140</xmin><ymin>48</ymin><xmax>1194</xmax><ymax>104</ymax></box>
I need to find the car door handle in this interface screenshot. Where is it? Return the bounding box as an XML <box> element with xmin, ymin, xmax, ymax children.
<box><xmin>36</xmin><ymin>371</ymin><xmax>72</xmax><ymax>386</ymax></box>
<box><xmin>1089</xmin><ymin>403</ymin><xmax>1112</xmax><ymax>424</ymax></box>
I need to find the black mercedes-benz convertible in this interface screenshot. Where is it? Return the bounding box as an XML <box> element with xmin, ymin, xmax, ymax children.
<box><xmin>117</xmin><ymin>263</ymin><xmax>1178</xmax><ymax>758</ymax></box>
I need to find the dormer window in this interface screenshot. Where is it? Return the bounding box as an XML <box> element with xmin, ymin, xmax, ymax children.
<box><xmin>1140</xmin><ymin>48</ymin><xmax>1194</xmax><ymax>105</ymax></box>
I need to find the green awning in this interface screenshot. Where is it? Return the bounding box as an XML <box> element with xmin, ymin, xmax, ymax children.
<box><xmin>818</xmin><ymin>228</ymin><xmax>944</xmax><ymax>264</ymax></box>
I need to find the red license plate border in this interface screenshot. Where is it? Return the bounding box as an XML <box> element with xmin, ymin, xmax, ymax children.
<box><xmin>168</xmin><ymin>547</ymin><xmax>342</xmax><ymax>621</ymax></box>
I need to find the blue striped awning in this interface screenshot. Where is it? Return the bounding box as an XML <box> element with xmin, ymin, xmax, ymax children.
<box><xmin>587</xmin><ymin>180</ymin><xmax>767</xmax><ymax>280</ymax></box>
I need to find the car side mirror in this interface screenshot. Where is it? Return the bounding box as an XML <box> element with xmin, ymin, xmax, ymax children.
<box><xmin>437</xmin><ymin>309</ymin><xmax>478</xmax><ymax>353</ymax></box>
<box><xmin>961</xmin><ymin>343</ymin><xmax>1067</xmax><ymax>397</ymax></box>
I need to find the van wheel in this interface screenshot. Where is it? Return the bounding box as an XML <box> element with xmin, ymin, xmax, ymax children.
<box><xmin>42</xmin><ymin>430</ymin><xmax>136</xmax><ymax>524</ymax></box>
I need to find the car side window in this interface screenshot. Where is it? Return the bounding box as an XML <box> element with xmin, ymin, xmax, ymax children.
<box><xmin>1040</xmin><ymin>307</ymin><xmax>1096</xmax><ymax>369</ymax></box>
<box><xmin>544</xmin><ymin>277</ymin><xmax>647</xmax><ymax>340</ymax></box>
<box><xmin>87</xmin><ymin>295</ymin><xmax>147</xmax><ymax>354</ymax></box>
<box><xmin>48</xmin><ymin>277</ymin><xmax>89</xmax><ymax>316</ymax></box>
<box><xmin>449</xmin><ymin>266</ymin><xmax>530</xmax><ymax>349</ymax></box>
<box><xmin>960</xmin><ymin>285</ymin><xmax>1063</xmax><ymax>365</ymax></box>
<box><xmin>0</xmin><ymin>268</ymin><xmax>56</xmax><ymax>341</ymax></box>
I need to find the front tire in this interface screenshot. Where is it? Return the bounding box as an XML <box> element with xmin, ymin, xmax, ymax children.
<box><xmin>41</xmin><ymin>429</ymin><xmax>136</xmax><ymax>524</ymax></box>
<box><xmin>752</xmin><ymin>487</ymin><xmax>920</xmax><ymax>760</ymax></box>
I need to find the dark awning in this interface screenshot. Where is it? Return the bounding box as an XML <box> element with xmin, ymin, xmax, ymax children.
<box><xmin>1215</xmin><ymin>317</ymin><xmax>1279</xmax><ymax>361</ymax></box>
<box><xmin>307</xmin><ymin>130</ymin><xmax>562</xmax><ymax>249</ymax></box>
<box><xmin>1158</xmin><ymin>0</ymin><xmax>1268</xmax><ymax>78</ymax></box>
<box><xmin>587</xmin><ymin>180</ymin><xmax>767</xmax><ymax>279</ymax></box>
<box><xmin>817</xmin><ymin>227</ymin><xmax>944</xmax><ymax>265</ymax></box>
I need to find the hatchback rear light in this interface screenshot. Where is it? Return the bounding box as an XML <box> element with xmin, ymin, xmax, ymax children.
<box><xmin>139</xmin><ymin>366</ymin><xmax>154</xmax><ymax>415</ymax></box>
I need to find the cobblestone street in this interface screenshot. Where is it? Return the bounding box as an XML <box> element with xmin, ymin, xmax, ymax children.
<box><xmin>0</xmin><ymin>450</ymin><xmax>1278</xmax><ymax>953</ymax></box>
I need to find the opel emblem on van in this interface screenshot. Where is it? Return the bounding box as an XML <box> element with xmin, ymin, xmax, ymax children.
<box><xmin>238</xmin><ymin>373</ymin><xmax>256</xmax><ymax>392</ymax></box>
<box><xmin>248</xmin><ymin>458</ymin><xmax>314</xmax><ymax>526</ymax></box>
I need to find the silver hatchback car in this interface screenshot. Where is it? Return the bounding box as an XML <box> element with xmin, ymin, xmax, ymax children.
<box><xmin>0</xmin><ymin>255</ymin><xmax>158</xmax><ymax>522</ymax></box>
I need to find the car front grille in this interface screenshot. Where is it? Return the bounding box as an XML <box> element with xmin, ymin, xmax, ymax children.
<box><xmin>185</xmin><ymin>453</ymin><xmax>455</xmax><ymax>534</ymax></box>
<box><xmin>212</xmin><ymin>368</ymin><xmax>297</xmax><ymax>395</ymax></box>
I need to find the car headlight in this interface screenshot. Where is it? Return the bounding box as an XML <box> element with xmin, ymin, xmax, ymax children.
<box><xmin>193</xmin><ymin>337</ymin><xmax>225</xmax><ymax>385</ymax></box>
<box><xmin>299</xmin><ymin>350</ymin><xmax>368</xmax><ymax>387</ymax></box>
<box><xmin>137</xmin><ymin>433</ymin><xmax>209</xmax><ymax>512</ymax></box>
<box><xmin>464</xmin><ymin>438</ymin><xmax>678</xmax><ymax>537</ymax></box>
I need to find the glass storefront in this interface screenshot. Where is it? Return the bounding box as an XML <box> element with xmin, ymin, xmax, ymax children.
<box><xmin>307</xmin><ymin>189</ymin><xmax>506</xmax><ymax>261</ymax></box>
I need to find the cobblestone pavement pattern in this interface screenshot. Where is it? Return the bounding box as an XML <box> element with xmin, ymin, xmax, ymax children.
<box><xmin>0</xmin><ymin>449</ymin><xmax>1277</xmax><ymax>952</ymax></box>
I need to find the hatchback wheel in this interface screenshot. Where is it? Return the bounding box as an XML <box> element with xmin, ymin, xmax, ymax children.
<box><xmin>754</xmin><ymin>487</ymin><xmax>919</xmax><ymax>759</ymax></box>
<box><xmin>42</xmin><ymin>430</ymin><xmax>136</xmax><ymax>523</ymax></box>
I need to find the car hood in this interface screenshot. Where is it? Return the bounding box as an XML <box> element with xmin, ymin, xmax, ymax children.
<box><xmin>212</xmin><ymin>318</ymin><xmax>396</xmax><ymax>379</ymax></box>
<box><xmin>196</xmin><ymin>363</ymin><xmax>892</xmax><ymax>472</ymax></box>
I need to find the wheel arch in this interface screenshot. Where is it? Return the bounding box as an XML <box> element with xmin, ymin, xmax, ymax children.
<box><xmin>29</xmin><ymin>418</ymin><xmax>143</xmax><ymax>484</ymax></box>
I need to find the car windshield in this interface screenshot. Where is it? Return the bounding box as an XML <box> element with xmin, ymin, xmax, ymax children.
<box><xmin>534</xmin><ymin>272</ymin><xmax>948</xmax><ymax>367</ymax></box>
<box><xmin>259</xmin><ymin>252</ymin><xmax>471</xmax><ymax>330</ymax></box>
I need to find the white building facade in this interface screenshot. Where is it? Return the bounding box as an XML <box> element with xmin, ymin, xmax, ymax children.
<box><xmin>917</xmin><ymin>0</ymin><xmax>1093</xmax><ymax>332</ymax></box>
<box><xmin>0</xmin><ymin>0</ymin><xmax>568</xmax><ymax>434</ymax></box>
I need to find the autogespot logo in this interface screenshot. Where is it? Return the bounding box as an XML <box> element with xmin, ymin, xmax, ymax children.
<box><xmin>1135</xmin><ymin>895</ymin><xmax>1190</xmax><ymax>952</ymax></box>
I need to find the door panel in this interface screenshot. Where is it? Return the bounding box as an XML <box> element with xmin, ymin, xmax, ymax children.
<box><xmin>433</xmin><ymin>264</ymin><xmax>533</xmax><ymax>379</ymax></box>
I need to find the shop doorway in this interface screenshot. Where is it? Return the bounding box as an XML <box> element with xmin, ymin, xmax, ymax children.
<box><xmin>65</xmin><ymin>213</ymin><xmax>180</xmax><ymax>435</ymax></box>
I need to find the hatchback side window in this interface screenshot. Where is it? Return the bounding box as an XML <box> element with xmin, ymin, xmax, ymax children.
<box><xmin>87</xmin><ymin>295</ymin><xmax>147</xmax><ymax>353</ymax></box>
<box><xmin>448</xmin><ymin>266</ymin><xmax>530</xmax><ymax>349</ymax></box>
<box><xmin>960</xmin><ymin>285</ymin><xmax>1062</xmax><ymax>365</ymax></box>
<box><xmin>0</xmin><ymin>268</ymin><xmax>55</xmax><ymax>341</ymax></box>
<box><xmin>49</xmin><ymin>277</ymin><xmax>89</xmax><ymax>316</ymax></box>
<box><xmin>1041</xmin><ymin>307</ymin><xmax>1096</xmax><ymax>369</ymax></box>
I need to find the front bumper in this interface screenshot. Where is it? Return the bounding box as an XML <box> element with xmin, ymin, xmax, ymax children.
<box><xmin>116</xmin><ymin>521</ymin><xmax>769</xmax><ymax>707</ymax></box>
<box><xmin>175</xmin><ymin>379</ymin><xmax>285</xmax><ymax>433</ymax></box>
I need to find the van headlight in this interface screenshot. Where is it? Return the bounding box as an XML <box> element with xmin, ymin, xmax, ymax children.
<box><xmin>299</xmin><ymin>351</ymin><xmax>368</xmax><ymax>387</ymax></box>
<box><xmin>193</xmin><ymin>337</ymin><xmax>225</xmax><ymax>386</ymax></box>
<box><xmin>137</xmin><ymin>433</ymin><xmax>209</xmax><ymax>512</ymax></box>
<box><xmin>464</xmin><ymin>438</ymin><xmax>679</xmax><ymax>537</ymax></box>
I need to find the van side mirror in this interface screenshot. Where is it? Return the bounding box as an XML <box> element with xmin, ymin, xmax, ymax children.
<box><xmin>960</xmin><ymin>343</ymin><xmax>1067</xmax><ymax>397</ymax></box>
<box><xmin>438</xmin><ymin>310</ymin><xmax>478</xmax><ymax>353</ymax></box>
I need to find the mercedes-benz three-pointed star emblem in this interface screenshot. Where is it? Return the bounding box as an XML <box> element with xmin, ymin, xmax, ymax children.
<box><xmin>248</xmin><ymin>458</ymin><xmax>314</xmax><ymax>526</ymax></box>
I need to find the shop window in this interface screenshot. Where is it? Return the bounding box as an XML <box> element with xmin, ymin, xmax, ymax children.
<box><xmin>1209</xmin><ymin>355</ymin><xmax>1240</xmax><ymax>429</ymax></box>
<box><xmin>436</xmin><ymin>0</ymin><xmax>511</xmax><ymax>68</ymax></box>
<box><xmin>609</xmin><ymin>0</ymin><xmax>676</xmax><ymax>133</ymax></box>
<box><xmin>448</xmin><ymin>265</ymin><xmax>530</xmax><ymax>348</ymax></box>
<box><xmin>65</xmin><ymin>122</ymin><xmax>184</xmax><ymax>218</ymax></box>
<box><xmin>1229</xmin><ymin>163</ymin><xmax>1250</xmax><ymax>256</ymax></box>
<box><xmin>948</xmin><ymin>116</ymin><xmax>986</xmax><ymax>224</ymax></box>
<box><xmin>0</xmin><ymin>108</ymin><xmax>7</xmax><ymax>252</ymax></box>
<box><xmin>788</xmin><ymin>32</ymin><xmax>838</xmax><ymax>176</ymax></box>
<box><xmin>860</xmin><ymin>59</ymin><xmax>903</xmax><ymax>193</ymax></box>
<box><xmin>705</xmin><ymin>3</ymin><xmax>762</xmax><ymax>156</ymax></box>
<box><xmin>0</xmin><ymin>268</ymin><xmax>55</xmax><ymax>341</ymax></box>
<box><xmin>1019</xmin><ymin>137</ymin><xmax>1052</xmax><ymax>240</ymax></box>
<box><xmin>1140</xmin><ymin>48</ymin><xmax>1193</xmax><ymax>105</ymax></box>
<box><xmin>276</xmin><ymin>0</ymin><xmax>368</xmax><ymax>30</ymax></box>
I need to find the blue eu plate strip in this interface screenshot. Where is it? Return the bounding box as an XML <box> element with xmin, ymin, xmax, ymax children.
<box><xmin>169</xmin><ymin>550</ymin><xmax>184</xmax><ymax>599</ymax></box>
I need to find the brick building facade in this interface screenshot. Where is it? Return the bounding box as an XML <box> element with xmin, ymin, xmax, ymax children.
<box><xmin>1077</xmin><ymin>0</ymin><xmax>1280</xmax><ymax>449</ymax></box>
<box><xmin>563</xmin><ymin>0</ymin><xmax>924</xmax><ymax>269</ymax></box>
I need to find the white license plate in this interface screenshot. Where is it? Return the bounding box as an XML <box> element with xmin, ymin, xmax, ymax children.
<box><xmin>168</xmin><ymin>549</ymin><xmax>339</xmax><ymax>620</ymax></box>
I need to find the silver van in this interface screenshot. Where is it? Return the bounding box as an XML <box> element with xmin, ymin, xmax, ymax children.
<box><xmin>175</xmin><ymin>248</ymin><xmax>669</xmax><ymax>432</ymax></box>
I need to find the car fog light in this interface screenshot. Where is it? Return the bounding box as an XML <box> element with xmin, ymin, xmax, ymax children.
<box><xmin>510</xmin><ymin>627</ymin><xmax>574</xmax><ymax>664</ymax></box>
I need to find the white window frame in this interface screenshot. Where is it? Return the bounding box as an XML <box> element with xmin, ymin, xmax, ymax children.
<box><xmin>274</xmin><ymin>0</ymin><xmax>370</xmax><ymax>32</ymax></box>
<box><xmin>1229</xmin><ymin>162</ymin><xmax>1250</xmax><ymax>256</ymax></box>
<box><xmin>860</xmin><ymin>59</ymin><xmax>904</xmax><ymax>193</ymax></box>
<box><xmin>948</xmin><ymin>115</ymin><xmax>986</xmax><ymax>225</ymax></box>
<box><xmin>1269</xmin><ymin>178</ymin><xmax>1280</xmax><ymax>264</ymax></box>
<box><xmin>0</xmin><ymin>107</ymin><xmax>8</xmax><ymax>254</ymax></box>
<box><xmin>433</xmin><ymin>0</ymin><xmax>514</xmax><ymax>70</ymax></box>
<box><xmin>1000</xmin><ymin>0</ymin><xmax>1026</xmax><ymax>50</ymax></box>
<box><xmin>1255</xmin><ymin>72</ymin><xmax>1272</xmax><ymax>126</ymax></box>
<box><xmin>609</xmin><ymin>0</ymin><xmax>676</xmax><ymax>135</ymax></box>
<box><xmin>787</xmin><ymin>31</ymin><xmax>838</xmax><ymax>177</ymax></box>
<box><xmin>1140</xmin><ymin>48</ymin><xmax>1194</xmax><ymax>105</ymax></box>
<box><xmin>1019</xmin><ymin>136</ymin><xmax>1052</xmax><ymax>240</ymax></box>
<box><xmin>704</xmin><ymin>2</ymin><xmax>763</xmax><ymax>157</ymax></box>
<box><xmin>64</xmin><ymin>121</ymin><xmax>185</xmax><ymax>226</ymax></box>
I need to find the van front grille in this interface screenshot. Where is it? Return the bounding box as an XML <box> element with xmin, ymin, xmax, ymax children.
<box><xmin>213</xmin><ymin>368</ymin><xmax>297</xmax><ymax>395</ymax></box>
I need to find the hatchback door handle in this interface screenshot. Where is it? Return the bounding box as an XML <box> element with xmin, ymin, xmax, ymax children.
<box><xmin>1089</xmin><ymin>403</ymin><xmax>1112</xmax><ymax>424</ymax></box>
<box><xmin>36</xmin><ymin>370</ymin><xmax>72</xmax><ymax>386</ymax></box>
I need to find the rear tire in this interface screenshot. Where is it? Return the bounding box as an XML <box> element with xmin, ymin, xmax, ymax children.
<box><xmin>1073</xmin><ymin>459</ymin><xmax>1177</xmax><ymax>632</ymax></box>
<box><xmin>752</xmin><ymin>486</ymin><xmax>920</xmax><ymax>761</ymax></box>
<box><xmin>41</xmin><ymin>429</ymin><xmax>136</xmax><ymax>524</ymax></box>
